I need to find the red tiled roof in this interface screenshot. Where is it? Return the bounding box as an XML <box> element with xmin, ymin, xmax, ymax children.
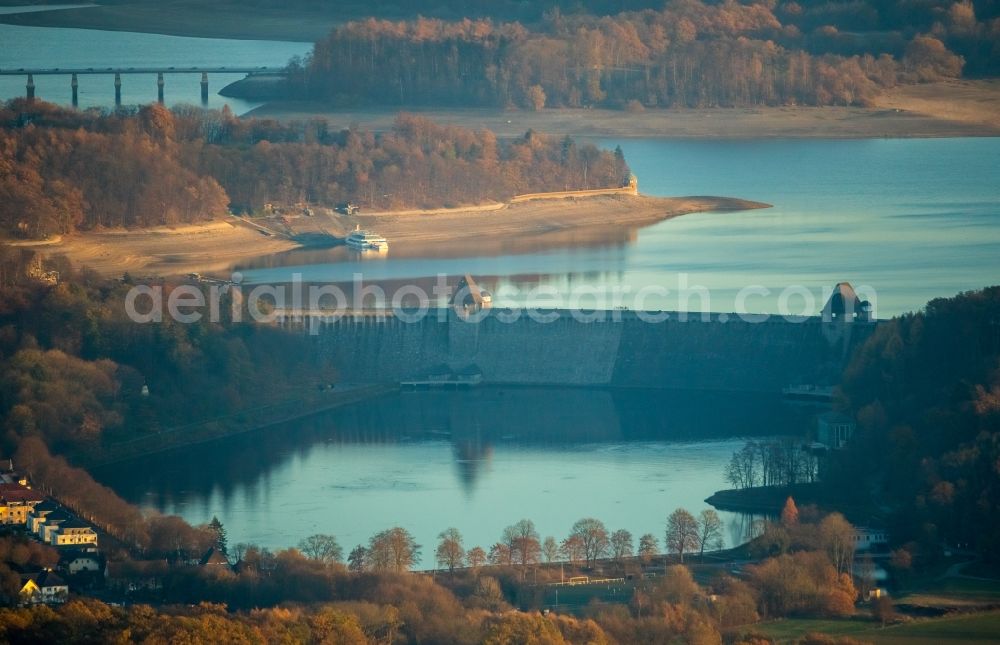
<box><xmin>0</xmin><ymin>484</ymin><xmax>45</xmax><ymax>503</ymax></box>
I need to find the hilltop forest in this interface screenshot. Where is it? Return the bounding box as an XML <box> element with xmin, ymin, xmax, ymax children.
<box><xmin>832</xmin><ymin>287</ymin><xmax>1000</xmax><ymax>557</ymax></box>
<box><xmin>0</xmin><ymin>101</ymin><xmax>627</xmax><ymax>238</ymax></box>
<box><xmin>295</xmin><ymin>0</ymin><xmax>997</xmax><ymax>109</ymax></box>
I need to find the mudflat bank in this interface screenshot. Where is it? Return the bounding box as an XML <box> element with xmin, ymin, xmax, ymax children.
<box><xmin>358</xmin><ymin>194</ymin><xmax>768</xmax><ymax>250</ymax></box>
<box><xmin>247</xmin><ymin>81</ymin><xmax>1000</xmax><ymax>139</ymax></box>
<box><xmin>26</xmin><ymin>194</ymin><xmax>768</xmax><ymax>277</ymax></box>
<box><xmin>27</xmin><ymin>219</ymin><xmax>299</xmax><ymax>278</ymax></box>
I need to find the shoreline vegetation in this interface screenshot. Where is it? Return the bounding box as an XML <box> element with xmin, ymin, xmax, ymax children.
<box><xmin>705</xmin><ymin>485</ymin><xmax>876</xmax><ymax>523</ymax></box>
<box><xmin>0</xmin><ymin>99</ymin><xmax>771</xmax><ymax>282</ymax></box>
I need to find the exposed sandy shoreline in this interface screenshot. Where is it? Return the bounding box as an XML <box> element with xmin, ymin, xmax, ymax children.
<box><xmin>361</xmin><ymin>194</ymin><xmax>767</xmax><ymax>246</ymax></box>
<box><xmin>29</xmin><ymin>219</ymin><xmax>299</xmax><ymax>278</ymax></box>
<box><xmin>24</xmin><ymin>194</ymin><xmax>768</xmax><ymax>278</ymax></box>
<box><xmin>248</xmin><ymin>80</ymin><xmax>1000</xmax><ymax>139</ymax></box>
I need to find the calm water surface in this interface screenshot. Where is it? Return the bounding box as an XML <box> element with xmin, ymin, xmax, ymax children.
<box><xmin>13</xmin><ymin>14</ymin><xmax>998</xmax><ymax>557</ymax></box>
<box><xmin>0</xmin><ymin>6</ymin><xmax>309</xmax><ymax>113</ymax></box>
<box><xmin>240</xmin><ymin>137</ymin><xmax>1000</xmax><ymax>317</ymax></box>
<box><xmin>97</xmin><ymin>388</ymin><xmax>812</xmax><ymax>558</ymax></box>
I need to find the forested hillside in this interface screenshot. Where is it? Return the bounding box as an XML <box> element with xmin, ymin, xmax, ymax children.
<box><xmin>298</xmin><ymin>0</ymin><xmax>997</xmax><ymax>109</ymax></box>
<box><xmin>834</xmin><ymin>286</ymin><xmax>1000</xmax><ymax>556</ymax></box>
<box><xmin>0</xmin><ymin>265</ymin><xmax>339</xmax><ymax>455</ymax></box>
<box><xmin>0</xmin><ymin>101</ymin><xmax>626</xmax><ymax>237</ymax></box>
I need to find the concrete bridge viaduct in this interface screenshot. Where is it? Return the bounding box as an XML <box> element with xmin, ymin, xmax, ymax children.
<box><xmin>0</xmin><ymin>67</ymin><xmax>286</xmax><ymax>106</ymax></box>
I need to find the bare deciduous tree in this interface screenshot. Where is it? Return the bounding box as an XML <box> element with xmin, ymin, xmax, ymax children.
<box><xmin>610</xmin><ymin>529</ymin><xmax>633</xmax><ymax>561</ymax></box>
<box><xmin>697</xmin><ymin>510</ymin><xmax>724</xmax><ymax>560</ymax></box>
<box><xmin>665</xmin><ymin>508</ymin><xmax>700</xmax><ymax>563</ymax></box>
<box><xmin>297</xmin><ymin>534</ymin><xmax>343</xmax><ymax>565</ymax></box>
<box><xmin>638</xmin><ymin>533</ymin><xmax>659</xmax><ymax>563</ymax></box>
<box><xmin>542</xmin><ymin>536</ymin><xmax>559</xmax><ymax>563</ymax></box>
<box><xmin>368</xmin><ymin>527</ymin><xmax>420</xmax><ymax>573</ymax></box>
<box><xmin>466</xmin><ymin>546</ymin><xmax>487</xmax><ymax>569</ymax></box>
<box><xmin>569</xmin><ymin>517</ymin><xmax>611</xmax><ymax>567</ymax></box>
<box><xmin>435</xmin><ymin>527</ymin><xmax>465</xmax><ymax>573</ymax></box>
<box><xmin>819</xmin><ymin>513</ymin><xmax>856</xmax><ymax>575</ymax></box>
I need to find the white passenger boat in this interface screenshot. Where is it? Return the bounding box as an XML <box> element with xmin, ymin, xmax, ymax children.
<box><xmin>345</xmin><ymin>226</ymin><xmax>388</xmax><ymax>251</ymax></box>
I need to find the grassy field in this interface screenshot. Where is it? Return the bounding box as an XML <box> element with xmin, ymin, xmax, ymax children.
<box><xmin>541</xmin><ymin>580</ymin><xmax>638</xmax><ymax>612</ymax></box>
<box><xmin>899</xmin><ymin>577</ymin><xmax>1000</xmax><ymax>608</ymax></box>
<box><xmin>869</xmin><ymin>612</ymin><xmax>1000</xmax><ymax>644</ymax></box>
<box><xmin>893</xmin><ymin>558</ymin><xmax>1000</xmax><ymax>609</ymax></box>
<box><xmin>749</xmin><ymin>611</ymin><xmax>1000</xmax><ymax>644</ymax></box>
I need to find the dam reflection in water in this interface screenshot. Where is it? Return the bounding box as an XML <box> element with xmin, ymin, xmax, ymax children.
<box><xmin>96</xmin><ymin>388</ymin><xmax>815</xmax><ymax>556</ymax></box>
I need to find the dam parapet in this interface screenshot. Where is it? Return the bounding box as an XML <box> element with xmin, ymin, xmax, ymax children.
<box><xmin>283</xmin><ymin>306</ymin><xmax>876</xmax><ymax>393</ymax></box>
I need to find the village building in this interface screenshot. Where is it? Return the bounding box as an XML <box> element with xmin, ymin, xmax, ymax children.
<box><xmin>0</xmin><ymin>483</ymin><xmax>46</xmax><ymax>524</ymax></box>
<box><xmin>198</xmin><ymin>547</ymin><xmax>230</xmax><ymax>567</ymax></box>
<box><xmin>853</xmin><ymin>527</ymin><xmax>889</xmax><ymax>551</ymax></box>
<box><xmin>19</xmin><ymin>570</ymin><xmax>69</xmax><ymax>605</ymax></box>
<box><xmin>0</xmin><ymin>458</ymin><xmax>29</xmax><ymax>486</ymax></box>
<box><xmin>58</xmin><ymin>549</ymin><xmax>106</xmax><ymax>576</ymax></box>
<box><xmin>27</xmin><ymin>499</ymin><xmax>60</xmax><ymax>533</ymax></box>
<box><xmin>50</xmin><ymin>518</ymin><xmax>99</xmax><ymax>547</ymax></box>
<box><xmin>38</xmin><ymin>508</ymin><xmax>73</xmax><ymax>543</ymax></box>
<box><xmin>27</xmin><ymin>504</ymin><xmax>100</xmax><ymax>548</ymax></box>
<box><xmin>816</xmin><ymin>411</ymin><xmax>856</xmax><ymax>450</ymax></box>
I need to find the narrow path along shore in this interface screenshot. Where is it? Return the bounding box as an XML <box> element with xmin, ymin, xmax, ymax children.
<box><xmin>31</xmin><ymin>193</ymin><xmax>770</xmax><ymax>278</ymax></box>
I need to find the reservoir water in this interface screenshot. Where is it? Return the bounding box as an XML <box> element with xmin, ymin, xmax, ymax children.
<box><xmin>0</xmin><ymin>6</ymin><xmax>309</xmax><ymax>113</ymax></box>
<box><xmin>113</xmin><ymin>136</ymin><xmax>1000</xmax><ymax>556</ymax></box>
<box><xmin>96</xmin><ymin>388</ymin><xmax>811</xmax><ymax>557</ymax></box>
<box><xmin>7</xmin><ymin>14</ymin><xmax>999</xmax><ymax>559</ymax></box>
<box><xmin>240</xmin><ymin>137</ymin><xmax>1000</xmax><ymax>318</ymax></box>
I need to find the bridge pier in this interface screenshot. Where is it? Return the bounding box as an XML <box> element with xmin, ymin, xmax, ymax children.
<box><xmin>114</xmin><ymin>73</ymin><xmax>122</xmax><ymax>106</ymax></box>
<box><xmin>71</xmin><ymin>73</ymin><xmax>78</xmax><ymax>107</ymax></box>
<box><xmin>26</xmin><ymin>74</ymin><xmax>35</xmax><ymax>102</ymax></box>
<box><xmin>157</xmin><ymin>72</ymin><xmax>164</xmax><ymax>104</ymax></box>
<box><xmin>200</xmin><ymin>72</ymin><xmax>209</xmax><ymax>104</ymax></box>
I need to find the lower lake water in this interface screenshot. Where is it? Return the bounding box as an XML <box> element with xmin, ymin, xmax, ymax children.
<box><xmin>95</xmin><ymin>388</ymin><xmax>814</xmax><ymax>559</ymax></box>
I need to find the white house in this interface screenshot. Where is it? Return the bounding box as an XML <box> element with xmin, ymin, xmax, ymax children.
<box><xmin>853</xmin><ymin>527</ymin><xmax>889</xmax><ymax>551</ymax></box>
<box><xmin>59</xmin><ymin>550</ymin><xmax>104</xmax><ymax>576</ymax></box>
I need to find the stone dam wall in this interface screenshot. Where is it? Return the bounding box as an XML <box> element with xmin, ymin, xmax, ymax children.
<box><xmin>296</xmin><ymin>310</ymin><xmax>877</xmax><ymax>392</ymax></box>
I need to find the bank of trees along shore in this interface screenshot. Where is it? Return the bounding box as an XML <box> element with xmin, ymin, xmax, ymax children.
<box><xmin>831</xmin><ymin>286</ymin><xmax>1000</xmax><ymax>559</ymax></box>
<box><xmin>720</xmin><ymin>287</ymin><xmax>1000</xmax><ymax>567</ymax></box>
<box><xmin>298</xmin><ymin>0</ymin><xmax>989</xmax><ymax>110</ymax></box>
<box><xmin>0</xmin><ymin>502</ymin><xmax>869</xmax><ymax>643</ymax></box>
<box><xmin>326</xmin><ymin>513</ymin><xmax>721</xmax><ymax>576</ymax></box>
<box><xmin>0</xmin><ymin>100</ymin><xmax>627</xmax><ymax>238</ymax></box>
<box><xmin>0</xmin><ymin>270</ymin><xmax>340</xmax><ymax>456</ymax></box>
<box><xmin>725</xmin><ymin>439</ymin><xmax>820</xmax><ymax>489</ymax></box>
